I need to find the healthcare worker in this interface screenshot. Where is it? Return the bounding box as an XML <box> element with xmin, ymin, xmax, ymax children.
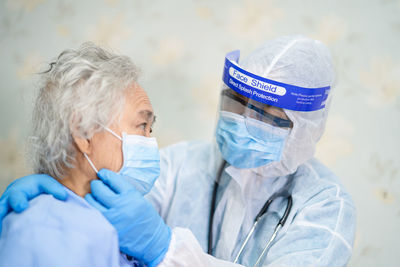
<box><xmin>0</xmin><ymin>35</ymin><xmax>356</xmax><ymax>266</ymax></box>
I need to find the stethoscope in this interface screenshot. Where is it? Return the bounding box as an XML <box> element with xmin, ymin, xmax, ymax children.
<box><xmin>208</xmin><ymin>161</ymin><xmax>293</xmax><ymax>267</ymax></box>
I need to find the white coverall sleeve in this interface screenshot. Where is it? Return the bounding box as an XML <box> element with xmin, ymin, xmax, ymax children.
<box><xmin>159</xmin><ymin>227</ymin><xmax>244</xmax><ymax>267</ymax></box>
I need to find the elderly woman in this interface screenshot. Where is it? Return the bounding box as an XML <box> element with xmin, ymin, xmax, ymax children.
<box><xmin>0</xmin><ymin>43</ymin><xmax>169</xmax><ymax>267</ymax></box>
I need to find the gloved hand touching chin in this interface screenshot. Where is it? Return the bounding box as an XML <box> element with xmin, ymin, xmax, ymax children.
<box><xmin>0</xmin><ymin>174</ymin><xmax>68</xmax><ymax>234</ymax></box>
<box><xmin>85</xmin><ymin>168</ymin><xmax>171</xmax><ymax>267</ymax></box>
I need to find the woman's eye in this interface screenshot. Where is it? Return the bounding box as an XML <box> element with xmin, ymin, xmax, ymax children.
<box><xmin>140</xmin><ymin>123</ymin><xmax>147</xmax><ymax>130</ymax></box>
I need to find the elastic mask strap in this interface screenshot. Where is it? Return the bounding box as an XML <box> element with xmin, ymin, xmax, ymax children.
<box><xmin>98</xmin><ymin>123</ymin><xmax>123</xmax><ymax>141</ymax></box>
<box><xmin>84</xmin><ymin>124</ymin><xmax>122</xmax><ymax>173</ymax></box>
<box><xmin>84</xmin><ymin>153</ymin><xmax>99</xmax><ymax>173</ymax></box>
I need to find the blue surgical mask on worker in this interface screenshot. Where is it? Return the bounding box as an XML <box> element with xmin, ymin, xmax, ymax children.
<box><xmin>84</xmin><ymin>127</ymin><xmax>160</xmax><ymax>195</ymax></box>
<box><xmin>216</xmin><ymin>111</ymin><xmax>289</xmax><ymax>169</ymax></box>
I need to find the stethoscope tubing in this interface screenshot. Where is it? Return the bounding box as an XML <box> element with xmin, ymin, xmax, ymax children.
<box><xmin>208</xmin><ymin>161</ymin><xmax>293</xmax><ymax>266</ymax></box>
<box><xmin>252</xmin><ymin>196</ymin><xmax>292</xmax><ymax>267</ymax></box>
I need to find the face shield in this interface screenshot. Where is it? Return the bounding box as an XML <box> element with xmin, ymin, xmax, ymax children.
<box><xmin>231</xmin><ymin>90</ymin><xmax>293</xmax><ymax>128</ymax></box>
<box><xmin>216</xmin><ymin>50</ymin><xmax>331</xmax><ymax>169</ymax></box>
<box><xmin>219</xmin><ymin>86</ymin><xmax>293</xmax><ymax>135</ymax></box>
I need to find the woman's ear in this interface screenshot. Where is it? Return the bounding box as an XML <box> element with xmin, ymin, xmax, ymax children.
<box><xmin>70</xmin><ymin>113</ymin><xmax>92</xmax><ymax>155</ymax></box>
<box><xmin>73</xmin><ymin>135</ymin><xmax>92</xmax><ymax>155</ymax></box>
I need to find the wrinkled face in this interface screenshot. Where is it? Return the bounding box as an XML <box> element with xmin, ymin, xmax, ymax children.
<box><xmin>88</xmin><ymin>83</ymin><xmax>155</xmax><ymax>174</ymax></box>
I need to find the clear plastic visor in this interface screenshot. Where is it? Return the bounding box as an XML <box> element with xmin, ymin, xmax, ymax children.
<box><xmin>219</xmin><ymin>86</ymin><xmax>293</xmax><ymax>130</ymax></box>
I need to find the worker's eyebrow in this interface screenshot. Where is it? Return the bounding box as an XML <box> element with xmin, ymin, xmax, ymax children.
<box><xmin>232</xmin><ymin>90</ymin><xmax>249</xmax><ymax>102</ymax></box>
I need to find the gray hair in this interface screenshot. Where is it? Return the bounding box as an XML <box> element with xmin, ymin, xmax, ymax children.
<box><xmin>30</xmin><ymin>42</ymin><xmax>140</xmax><ymax>178</ymax></box>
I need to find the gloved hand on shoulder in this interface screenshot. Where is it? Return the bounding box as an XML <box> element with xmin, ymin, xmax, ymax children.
<box><xmin>0</xmin><ymin>174</ymin><xmax>67</xmax><ymax>234</ymax></box>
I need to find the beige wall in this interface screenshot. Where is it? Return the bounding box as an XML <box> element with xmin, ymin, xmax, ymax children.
<box><xmin>0</xmin><ymin>0</ymin><xmax>399</xmax><ymax>266</ymax></box>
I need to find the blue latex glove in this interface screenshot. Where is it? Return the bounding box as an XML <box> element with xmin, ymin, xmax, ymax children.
<box><xmin>0</xmin><ymin>174</ymin><xmax>68</xmax><ymax>234</ymax></box>
<box><xmin>85</xmin><ymin>169</ymin><xmax>171</xmax><ymax>267</ymax></box>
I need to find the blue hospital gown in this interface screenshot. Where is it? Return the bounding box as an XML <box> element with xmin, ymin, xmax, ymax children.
<box><xmin>0</xmin><ymin>187</ymin><xmax>137</xmax><ymax>267</ymax></box>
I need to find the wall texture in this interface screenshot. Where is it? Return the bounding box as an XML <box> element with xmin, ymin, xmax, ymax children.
<box><xmin>0</xmin><ymin>0</ymin><xmax>399</xmax><ymax>266</ymax></box>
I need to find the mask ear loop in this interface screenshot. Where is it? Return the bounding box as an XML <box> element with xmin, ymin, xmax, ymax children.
<box><xmin>83</xmin><ymin>124</ymin><xmax>123</xmax><ymax>174</ymax></box>
<box><xmin>84</xmin><ymin>153</ymin><xmax>99</xmax><ymax>173</ymax></box>
<box><xmin>98</xmin><ymin>123</ymin><xmax>123</xmax><ymax>141</ymax></box>
<box><xmin>98</xmin><ymin>123</ymin><xmax>125</xmax><ymax>174</ymax></box>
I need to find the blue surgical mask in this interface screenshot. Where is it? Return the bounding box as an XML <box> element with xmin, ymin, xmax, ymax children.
<box><xmin>216</xmin><ymin>111</ymin><xmax>289</xmax><ymax>169</ymax></box>
<box><xmin>84</xmin><ymin>127</ymin><xmax>160</xmax><ymax>195</ymax></box>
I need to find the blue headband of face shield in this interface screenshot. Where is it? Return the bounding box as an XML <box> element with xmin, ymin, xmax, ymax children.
<box><xmin>222</xmin><ymin>50</ymin><xmax>331</xmax><ymax>112</ymax></box>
